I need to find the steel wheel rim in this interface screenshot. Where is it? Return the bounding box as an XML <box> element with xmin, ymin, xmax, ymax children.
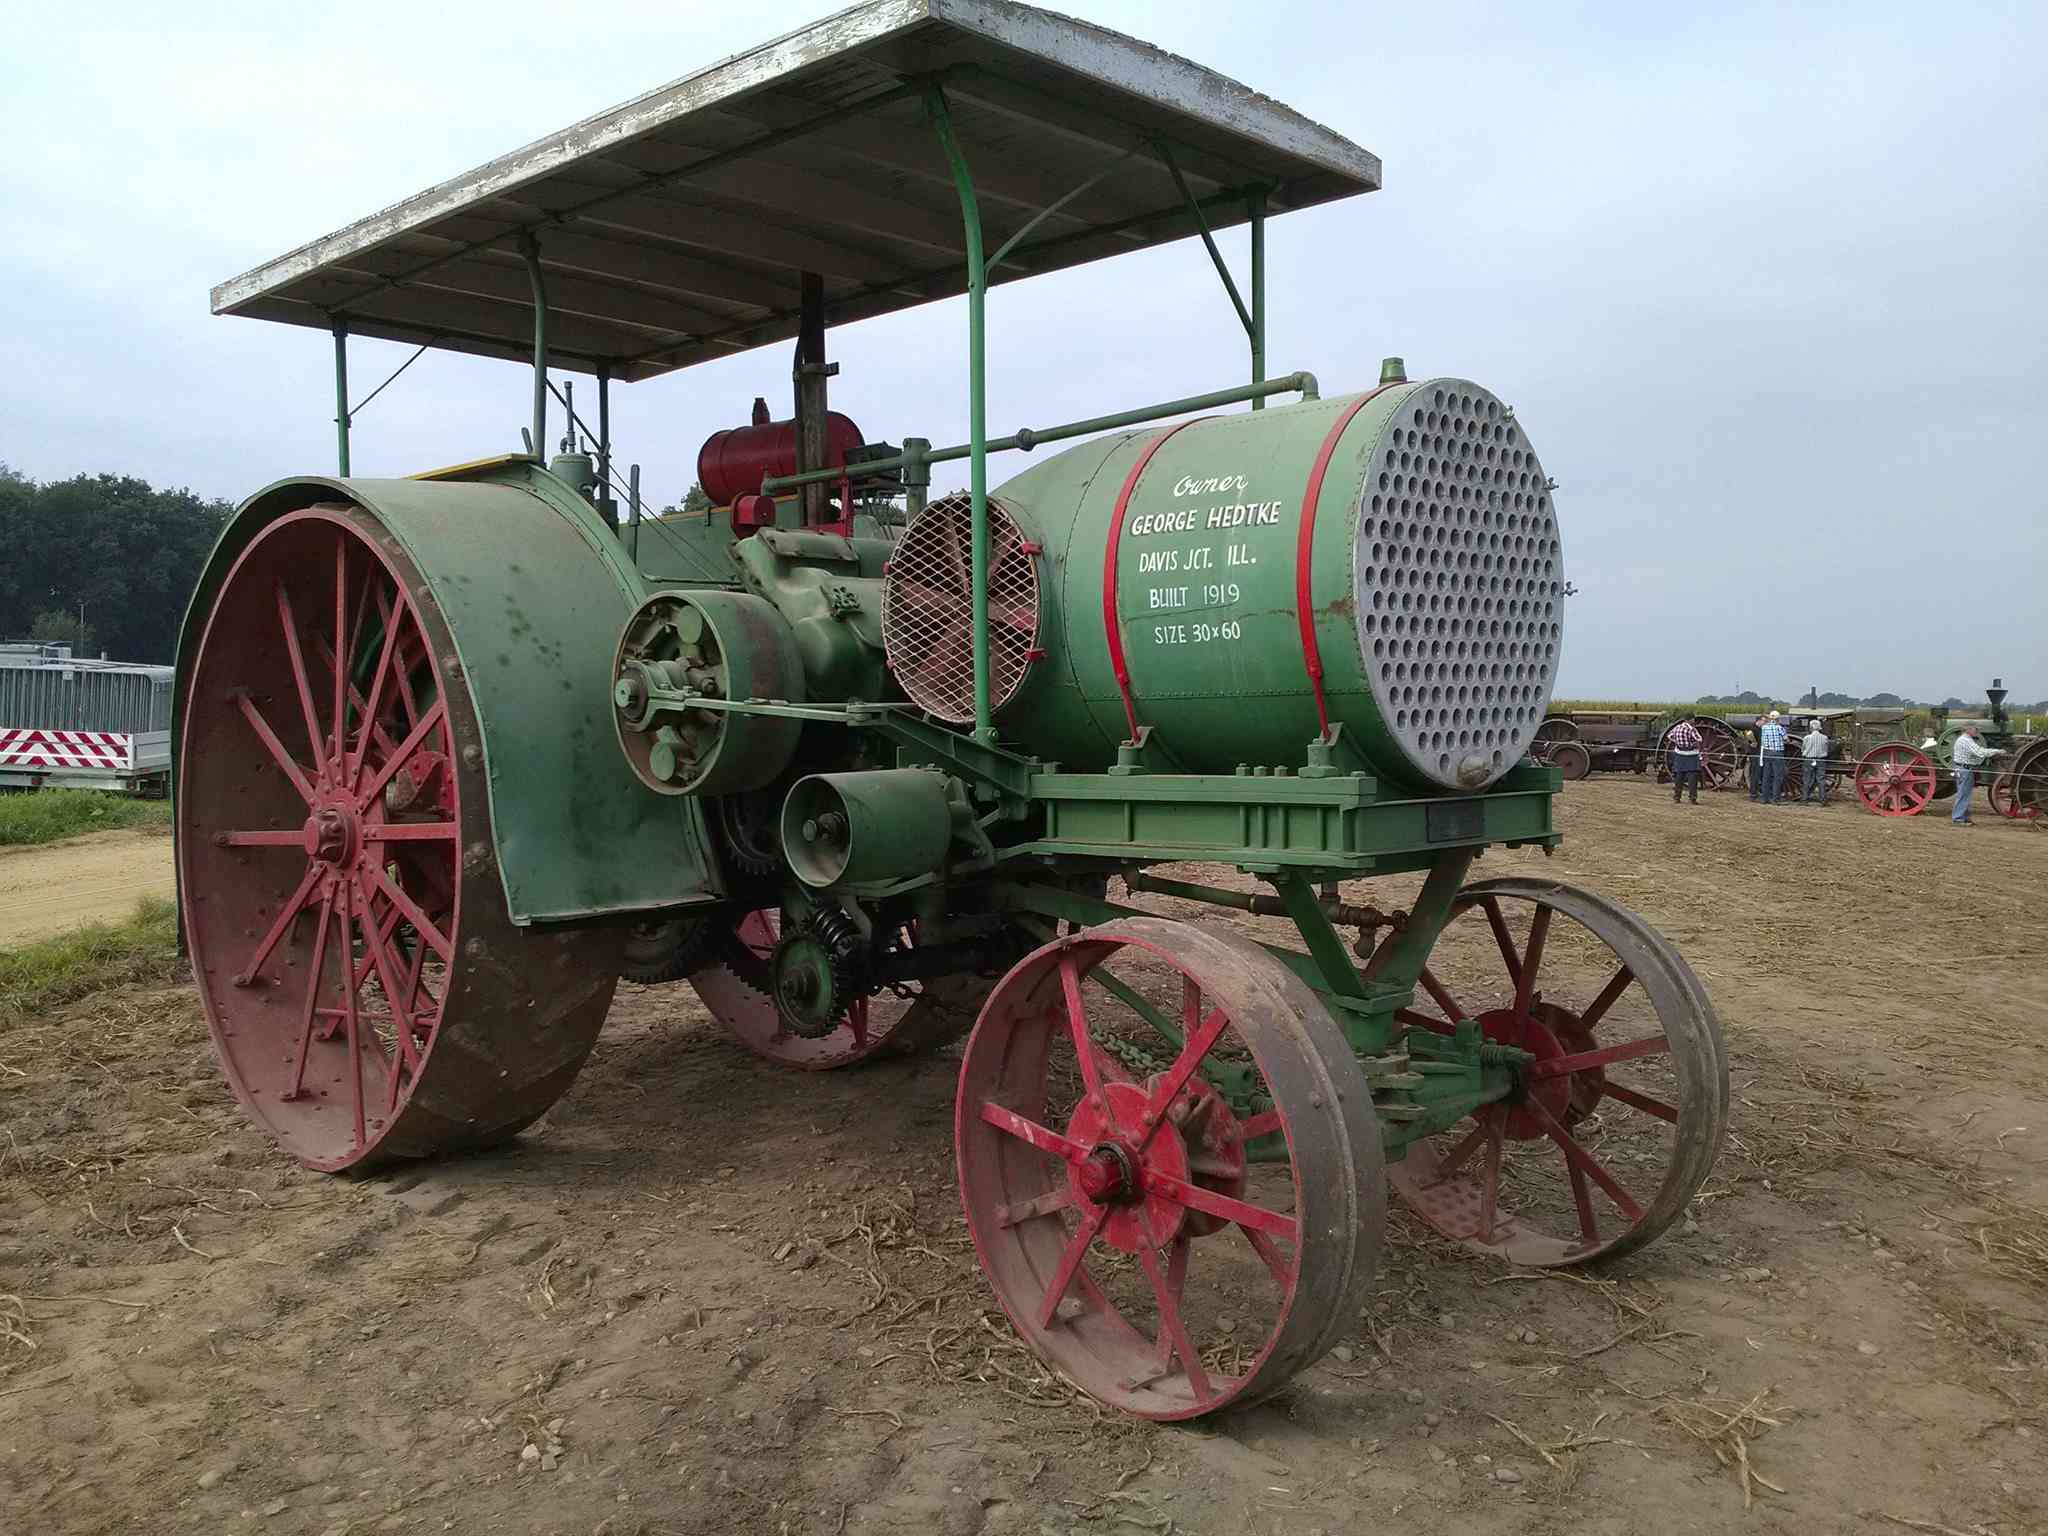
<box><xmin>1553</xmin><ymin>741</ymin><xmax>1592</xmax><ymax>780</ymax></box>
<box><xmin>179</xmin><ymin>505</ymin><xmax>613</xmax><ymax>1171</ymax></box>
<box><xmin>1855</xmin><ymin>742</ymin><xmax>1936</xmax><ymax>817</ymax></box>
<box><xmin>957</xmin><ymin>917</ymin><xmax>1379</xmax><ymax>1419</ymax></box>
<box><xmin>691</xmin><ymin>909</ymin><xmax>989</xmax><ymax>1069</ymax></box>
<box><xmin>1388</xmin><ymin>879</ymin><xmax>1727</xmax><ymax>1266</ymax></box>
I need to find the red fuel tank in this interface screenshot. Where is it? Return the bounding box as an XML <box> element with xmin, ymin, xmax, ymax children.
<box><xmin>697</xmin><ymin>403</ymin><xmax>865</xmax><ymax>506</ymax></box>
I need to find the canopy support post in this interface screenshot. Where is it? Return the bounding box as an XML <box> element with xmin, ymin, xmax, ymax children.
<box><xmin>331</xmin><ymin>320</ymin><xmax>351</xmax><ymax>476</ymax></box>
<box><xmin>519</xmin><ymin>231</ymin><xmax>548</xmax><ymax>458</ymax></box>
<box><xmin>793</xmin><ymin>272</ymin><xmax>832</xmax><ymax>527</ymax></box>
<box><xmin>1249</xmin><ymin>192</ymin><xmax>1267</xmax><ymax>409</ymax></box>
<box><xmin>597</xmin><ymin>366</ymin><xmax>614</xmax><ymax>529</ymax></box>
<box><xmin>928</xmin><ymin>85</ymin><xmax>994</xmax><ymax>744</ymax></box>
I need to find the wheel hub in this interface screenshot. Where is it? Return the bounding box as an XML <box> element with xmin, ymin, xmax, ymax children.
<box><xmin>1062</xmin><ymin>1080</ymin><xmax>1191</xmax><ymax>1252</ymax></box>
<box><xmin>302</xmin><ymin>804</ymin><xmax>359</xmax><ymax>866</ymax></box>
<box><xmin>1474</xmin><ymin>1003</ymin><xmax>1578</xmax><ymax>1139</ymax></box>
<box><xmin>1076</xmin><ymin>1144</ymin><xmax>1139</xmax><ymax>1205</ymax></box>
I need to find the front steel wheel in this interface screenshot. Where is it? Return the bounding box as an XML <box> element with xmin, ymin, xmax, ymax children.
<box><xmin>178</xmin><ymin>505</ymin><xmax>617</xmax><ymax>1172</ymax></box>
<box><xmin>957</xmin><ymin>917</ymin><xmax>1380</xmax><ymax>1419</ymax></box>
<box><xmin>1387</xmin><ymin>879</ymin><xmax>1727</xmax><ymax>1266</ymax></box>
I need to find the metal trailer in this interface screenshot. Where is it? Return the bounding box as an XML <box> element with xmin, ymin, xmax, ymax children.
<box><xmin>0</xmin><ymin>644</ymin><xmax>174</xmax><ymax>793</ymax></box>
<box><xmin>1846</xmin><ymin>682</ymin><xmax>2044</xmax><ymax>819</ymax></box>
<box><xmin>185</xmin><ymin>0</ymin><xmax>1726</xmax><ymax>1421</ymax></box>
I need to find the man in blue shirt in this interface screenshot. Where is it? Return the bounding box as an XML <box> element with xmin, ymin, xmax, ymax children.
<box><xmin>1759</xmin><ymin>711</ymin><xmax>1788</xmax><ymax>804</ymax></box>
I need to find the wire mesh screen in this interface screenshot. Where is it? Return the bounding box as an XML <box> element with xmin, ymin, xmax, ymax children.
<box><xmin>882</xmin><ymin>492</ymin><xmax>1041</xmax><ymax>723</ymax></box>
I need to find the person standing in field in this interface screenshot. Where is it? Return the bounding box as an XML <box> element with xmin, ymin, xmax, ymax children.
<box><xmin>1800</xmin><ymin>718</ymin><xmax>1831</xmax><ymax>804</ymax></box>
<box><xmin>1949</xmin><ymin>724</ymin><xmax>2003</xmax><ymax>826</ymax></box>
<box><xmin>1759</xmin><ymin>710</ymin><xmax>1788</xmax><ymax>804</ymax></box>
<box><xmin>1745</xmin><ymin>720</ymin><xmax>1763</xmax><ymax>800</ymax></box>
<box><xmin>1667</xmin><ymin>717</ymin><xmax>1704</xmax><ymax>804</ymax></box>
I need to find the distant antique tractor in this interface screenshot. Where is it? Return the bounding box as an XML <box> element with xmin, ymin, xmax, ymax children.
<box><xmin>178</xmin><ymin>1</ymin><xmax>1727</xmax><ymax>1419</ymax></box>
<box><xmin>1851</xmin><ymin>681</ymin><xmax>2043</xmax><ymax>818</ymax></box>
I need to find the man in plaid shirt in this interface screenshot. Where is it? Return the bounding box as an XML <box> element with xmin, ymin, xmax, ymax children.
<box><xmin>1758</xmin><ymin>711</ymin><xmax>1788</xmax><ymax>804</ymax></box>
<box><xmin>1667</xmin><ymin>718</ymin><xmax>1704</xmax><ymax>804</ymax></box>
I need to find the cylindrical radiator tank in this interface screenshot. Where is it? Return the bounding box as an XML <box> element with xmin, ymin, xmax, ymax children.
<box><xmin>698</xmin><ymin>411</ymin><xmax>865</xmax><ymax>506</ymax></box>
<box><xmin>885</xmin><ymin>378</ymin><xmax>1563</xmax><ymax>792</ymax></box>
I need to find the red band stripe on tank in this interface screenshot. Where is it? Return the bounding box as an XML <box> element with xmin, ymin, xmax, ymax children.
<box><xmin>1101</xmin><ymin>418</ymin><xmax>1207</xmax><ymax>744</ymax></box>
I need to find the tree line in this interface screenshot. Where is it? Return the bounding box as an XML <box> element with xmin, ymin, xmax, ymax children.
<box><xmin>1698</xmin><ymin>687</ymin><xmax>2047</xmax><ymax>713</ymax></box>
<box><xmin>0</xmin><ymin>465</ymin><xmax>232</xmax><ymax>664</ymax></box>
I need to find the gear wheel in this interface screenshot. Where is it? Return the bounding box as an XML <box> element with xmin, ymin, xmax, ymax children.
<box><xmin>769</xmin><ymin>909</ymin><xmax>866</xmax><ymax>1039</ymax></box>
<box><xmin>716</xmin><ymin>789</ymin><xmax>782</xmax><ymax>879</ymax></box>
<box><xmin>620</xmin><ymin>914</ymin><xmax>722</xmax><ymax>985</ymax></box>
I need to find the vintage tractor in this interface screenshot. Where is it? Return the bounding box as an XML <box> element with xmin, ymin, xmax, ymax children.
<box><xmin>1852</xmin><ymin>681</ymin><xmax>2041</xmax><ymax>817</ymax></box>
<box><xmin>178</xmin><ymin>0</ymin><xmax>1727</xmax><ymax>1419</ymax></box>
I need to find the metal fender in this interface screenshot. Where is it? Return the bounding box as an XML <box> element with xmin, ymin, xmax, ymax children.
<box><xmin>175</xmin><ymin>459</ymin><xmax>719</xmax><ymax>923</ymax></box>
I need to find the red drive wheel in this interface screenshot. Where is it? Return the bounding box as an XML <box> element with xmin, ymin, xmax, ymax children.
<box><xmin>1694</xmin><ymin>718</ymin><xmax>1742</xmax><ymax>790</ymax></box>
<box><xmin>957</xmin><ymin>917</ymin><xmax>1380</xmax><ymax>1419</ymax></box>
<box><xmin>1387</xmin><ymin>880</ymin><xmax>1726</xmax><ymax>1266</ymax></box>
<box><xmin>1855</xmin><ymin>742</ymin><xmax>1938</xmax><ymax>816</ymax></box>
<box><xmin>178</xmin><ymin>505</ymin><xmax>617</xmax><ymax>1173</ymax></box>
<box><xmin>689</xmin><ymin>909</ymin><xmax>988</xmax><ymax>1070</ymax></box>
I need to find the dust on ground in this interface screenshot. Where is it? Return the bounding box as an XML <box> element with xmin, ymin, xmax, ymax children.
<box><xmin>2</xmin><ymin>780</ymin><xmax>2044</xmax><ymax>1535</ymax></box>
<box><xmin>0</xmin><ymin>827</ymin><xmax>174</xmax><ymax>945</ymax></box>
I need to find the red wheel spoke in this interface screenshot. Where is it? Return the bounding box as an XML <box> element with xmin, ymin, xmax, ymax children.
<box><xmin>1036</xmin><ymin>1204</ymin><xmax>1109</xmax><ymax>1328</ymax></box>
<box><xmin>275</xmin><ymin>583</ymin><xmax>329</xmax><ymax>777</ymax></box>
<box><xmin>1479</xmin><ymin>896</ymin><xmax>1523</xmax><ymax>988</ymax></box>
<box><xmin>364</xmin><ymin>862</ymin><xmax>454</xmax><ymax>962</ymax></box>
<box><xmin>978</xmin><ymin>1100</ymin><xmax>1089</xmax><ymax>1163</ymax></box>
<box><xmin>284</xmin><ymin>887</ymin><xmax>336</xmax><ymax>1101</ymax></box>
<box><xmin>1137</xmin><ymin>1237</ymin><xmax>1212</xmax><ymax>1401</ymax></box>
<box><xmin>1578</xmin><ymin>964</ymin><xmax>1635</xmax><ymax>1032</ymax></box>
<box><xmin>316</xmin><ymin>632</ymin><xmax>401</xmax><ymax>762</ymax></box>
<box><xmin>231</xmin><ymin>864</ymin><xmax>322</xmax><ymax>986</ymax></box>
<box><xmin>1602</xmin><ymin>1081</ymin><xmax>1680</xmax><ymax>1124</ymax></box>
<box><xmin>1240</xmin><ymin>1224</ymin><xmax>1294</xmax><ymax>1292</ymax></box>
<box><xmin>332</xmin><ymin>539</ymin><xmax>350</xmax><ymax>771</ymax></box>
<box><xmin>338</xmin><ymin>883</ymin><xmax>367</xmax><ymax>1152</ymax></box>
<box><xmin>1418</xmin><ymin>968</ymin><xmax>1465</xmax><ymax>1023</ymax></box>
<box><xmin>1525</xmin><ymin>1099</ymin><xmax>1644</xmax><ymax>1222</ymax></box>
<box><xmin>375</xmin><ymin>588</ymin><xmax>423</xmax><ymax>729</ymax></box>
<box><xmin>1525</xmin><ymin>1035</ymin><xmax>1669</xmax><ymax>1080</ymax></box>
<box><xmin>232</xmin><ymin>690</ymin><xmax>315</xmax><ymax>803</ymax></box>
<box><xmin>1059</xmin><ymin>954</ymin><xmax>1105</xmax><ymax>1104</ymax></box>
<box><xmin>347</xmin><ymin>578</ymin><xmax>405</xmax><ymax>788</ymax></box>
<box><xmin>1478</xmin><ymin>1117</ymin><xmax>1504</xmax><ymax>1242</ymax></box>
<box><xmin>1512</xmin><ymin>905</ymin><xmax>1551</xmax><ymax>1023</ymax></box>
<box><xmin>364</xmin><ymin>821</ymin><xmax>457</xmax><ymax>843</ymax></box>
<box><xmin>358</xmin><ymin>698</ymin><xmax>447</xmax><ymax>809</ymax></box>
<box><xmin>1395</xmin><ymin>1008</ymin><xmax>1453</xmax><ymax>1036</ymax></box>
<box><xmin>1239</xmin><ymin>1109</ymin><xmax>1283</xmax><ymax>1141</ymax></box>
<box><xmin>846</xmin><ymin>996</ymin><xmax>868</xmax><ymax>1048</ymax></box>
<box><xmin>1436</xmin><ymin>1122</ymin><xmax>1488</xmax><ymax>1181</ymax></box>
<box><xmin>1135</xmin><ymin>1003</ymin><xmax>1232</xmax><ymax>1146</ymax></box>
<box><xmin>1143</xmin><ymin>1169</ymin><xmax>1298</xmax><ymax>1240</ymax></box>
<box><xmin>997</xmin><ymin>1187</ymin><xmax>1072</xmax><ymax>1228</ymax></box>
<box><xmin>216</xmin><ymin>829</ymin><xmax>305</xmax><ymax>847</ymax></box>
<box><xmin>356</xmin><ymin>881</ymin><xmax>425</xmax><ymax>1091</ymax></box>
<box><xmin>1566</xmin><ymin>1158</ymin><xmax>1600</xmax><ymax>1246</ymax></box>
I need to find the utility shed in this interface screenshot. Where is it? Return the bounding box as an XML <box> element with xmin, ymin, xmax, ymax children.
<box><xmin>210</xmin><ymin>0</ymin><xmax>1380</xmax><ymax>381</ymax></box>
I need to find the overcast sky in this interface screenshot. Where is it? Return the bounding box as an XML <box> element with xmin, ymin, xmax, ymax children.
<box><xmin>3</xmin><ymin>0</ymin><xmax>2041</xmax><ymax>701</ymax></box>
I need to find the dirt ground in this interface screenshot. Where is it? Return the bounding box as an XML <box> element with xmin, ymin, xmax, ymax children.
<box><xmin>3</xmin><ymin>779</ymin><xmax>2044</xmax><ymax>1536</ymax></box>
<box><xmin>0</xmin><ymin>827</ymin><xmax>174</xmax><ymax>944</ymax></box>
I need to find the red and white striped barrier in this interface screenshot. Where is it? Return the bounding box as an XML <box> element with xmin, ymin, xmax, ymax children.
<box><xmin>0</xmin><ymin>728</ymin><xmax>137</xmax><ymax>771</ymax></box>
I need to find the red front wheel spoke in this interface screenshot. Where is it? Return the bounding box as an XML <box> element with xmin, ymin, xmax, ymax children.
<box><xmin>1436</xmin><ymin>1121</ymin><xmax>1488</xmax><ymax>1181</ymax></box>
<box><xmin>375</xmin><ymin>587</ymin><xmax>423</xmax><ymax>729</ymax></box>
<box><xmin>1566</xmin><ymin>1158</ymin><xmax>1600</xmax><ymax>1246</ymax></box>
<box><xmin>1135</xmin><ymin>1003</ymin><xmax>1232</xmax><ymax>1146</ymax></box>
<box><xmin>231</xmin><ymin>865</ymin><xmax>321</xmax><ymax>986</ymax></box>
<box><xmin>1394</xmin><ymin>1008</ymin><xmax>1453</xmax><ymax>1035</ymax></box>
<box><xmin>358</xmin><ymin>698</ymin><xmax>447</xmax><ymax>809</ymax></box>
<box><xmin>1479</xmin><ymin>896</ymin><xmax>1523</xmax><ymax>988</ymax></box>
<box><xmin>338</xmin><ymin>884</ymin><xmax>367</xmax><ymax>1151</ymax></box>
<box><xmin>1240</xmin><ymin>1225</ymin><xmax>1294</xmax><ymax>1292</ymax></box>
<box><xmin>1239</xmin><ymin>1109</ymin><xmax>1283</xmax><ymax>1141</ymax></box>
<box><xmin>1144</xmin><ymin>1170</ymin><xmax>1298</xmax><ymax>1240</ymax></box>
<box><xmin>232</xmin><ymin>691</ymin><xmax>315</xmax><ymax>804</ymax></box>
<box><xmin>1418</xmin><ymin>968</ymin><xmax>1465</xmax><ymax>1024</ymax></box>
<box><xmin>332</xmin><ymin>539</ymin><xmax>350</xmax><ymax>767</ymax></box>
<box><xmin>1137</xmin><ymin>1238</ymin><xmax>1212</xmax><ymax>1402</ymax></box>
<box><xmin>347</xmin><ymin>582</ymin><xmax>405</xmax><ymax>788</ymax></box>
<box><xmin>1525</xmin><ymin>1035</ymin><xmax>1669</xmax><ymax>1080</ymax></box>
<box><xmin>364</xmin><ymin>863</ymin><xmax>454</xmax><ymax>963</ymax></box>
<box><xmin>1577</xmin><ymin>964</ymin><xmax>1635</xmax><ymax>1032</ymax></box>
<box><xmin>1525</xmin><ymin>1100</ymin><xmax>1644</xmax><ymax>1222</ymax></box>
<box><xmin>1036</xmin><ymin>1205</ymin><xmax>1109</xmax><ymax>1328</ymax></box>
<box><xmin>997</xmin><ymin>1188</ymin><xmax>1073</xmax><ymax>1229</ymax></box>
<box><xmin>1059</xmin><ymin>954</ymin><xmax>1105</xmax><ymax>1104</ymax></box>
<box><xmin>1478</xmin><ymin>1117</ymin><xmax>1505</xmax><ymax>1242</ymax></box>
<box><xmin>216</xmin><ymin>829</ymin><xmax>305</xmax><ymax>847</ymax></box>
<box><xmin>1512</xmin><ymin>906</ymin><xmax>1551</xmax><ymax>1022</ymax></box>
<box><xmin>356</xmin><ymin>881</ymin><xmax>425</xmax><ymax>1097</ymax></box>
<box><xmin>978</xmin><ymin>1101</ymin><xmax>1089</xmax><ymax>1163</ymax></box>
<box><xmin>315</xmin><ymin>632</ymin><xmax>401</xmax><ymax>762</ymax></box>
<box><xmin>1602</xmin><ymin>1081</ymin><xmax>1680</xmax><ymax>1124</ymax></box>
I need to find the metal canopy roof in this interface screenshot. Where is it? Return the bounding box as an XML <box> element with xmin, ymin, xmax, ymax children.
<box><xmin>211</xmin><ymin>0</ymin><xmax>1381</xmax><ymax>382</ymax></box>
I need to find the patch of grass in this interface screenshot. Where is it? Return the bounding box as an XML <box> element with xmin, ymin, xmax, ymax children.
<box><xmin>0</xmin><ymin>896</ymin><xmax>181</xmax><ymax>1026</ymax></box>
<box><xmin>0</xmin><ymin>788</ymin><xmax>171</xmax><ymax>847</ymax></box>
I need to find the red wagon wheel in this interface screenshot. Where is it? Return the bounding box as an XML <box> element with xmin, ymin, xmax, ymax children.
<box><xmin>957</xmin><ymin>917</ymin><xmax>1380</xmax><ymax>1419</ymax></box>
<box><xmin>1854</xmin><ymin>742</ymin><xmax>1937</xmax><ymax>816</ymax></box>
<box><xmin>1550</xmin><ymin>741</ymin><xmax>1592</xmax><ymax>781</ymax></box>
<box><xmin>178</xmin><ymin>504</ymin><xmax>617</xmax><ymax>1172</ymax></box>
<box><xmin>1387</xmin><ymin>879</ymin><xmax>1726</xmax><ymax>1266</ymax></box>
<box><xmin>1986</xmin><ymin>772</ymin><xmax>2029</xmax><ymax>820</ymax></box>
<box><xmin>681</xmin><ymin>907</ymin><xmax>989</xmax><ymax>1069</ymax></box>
